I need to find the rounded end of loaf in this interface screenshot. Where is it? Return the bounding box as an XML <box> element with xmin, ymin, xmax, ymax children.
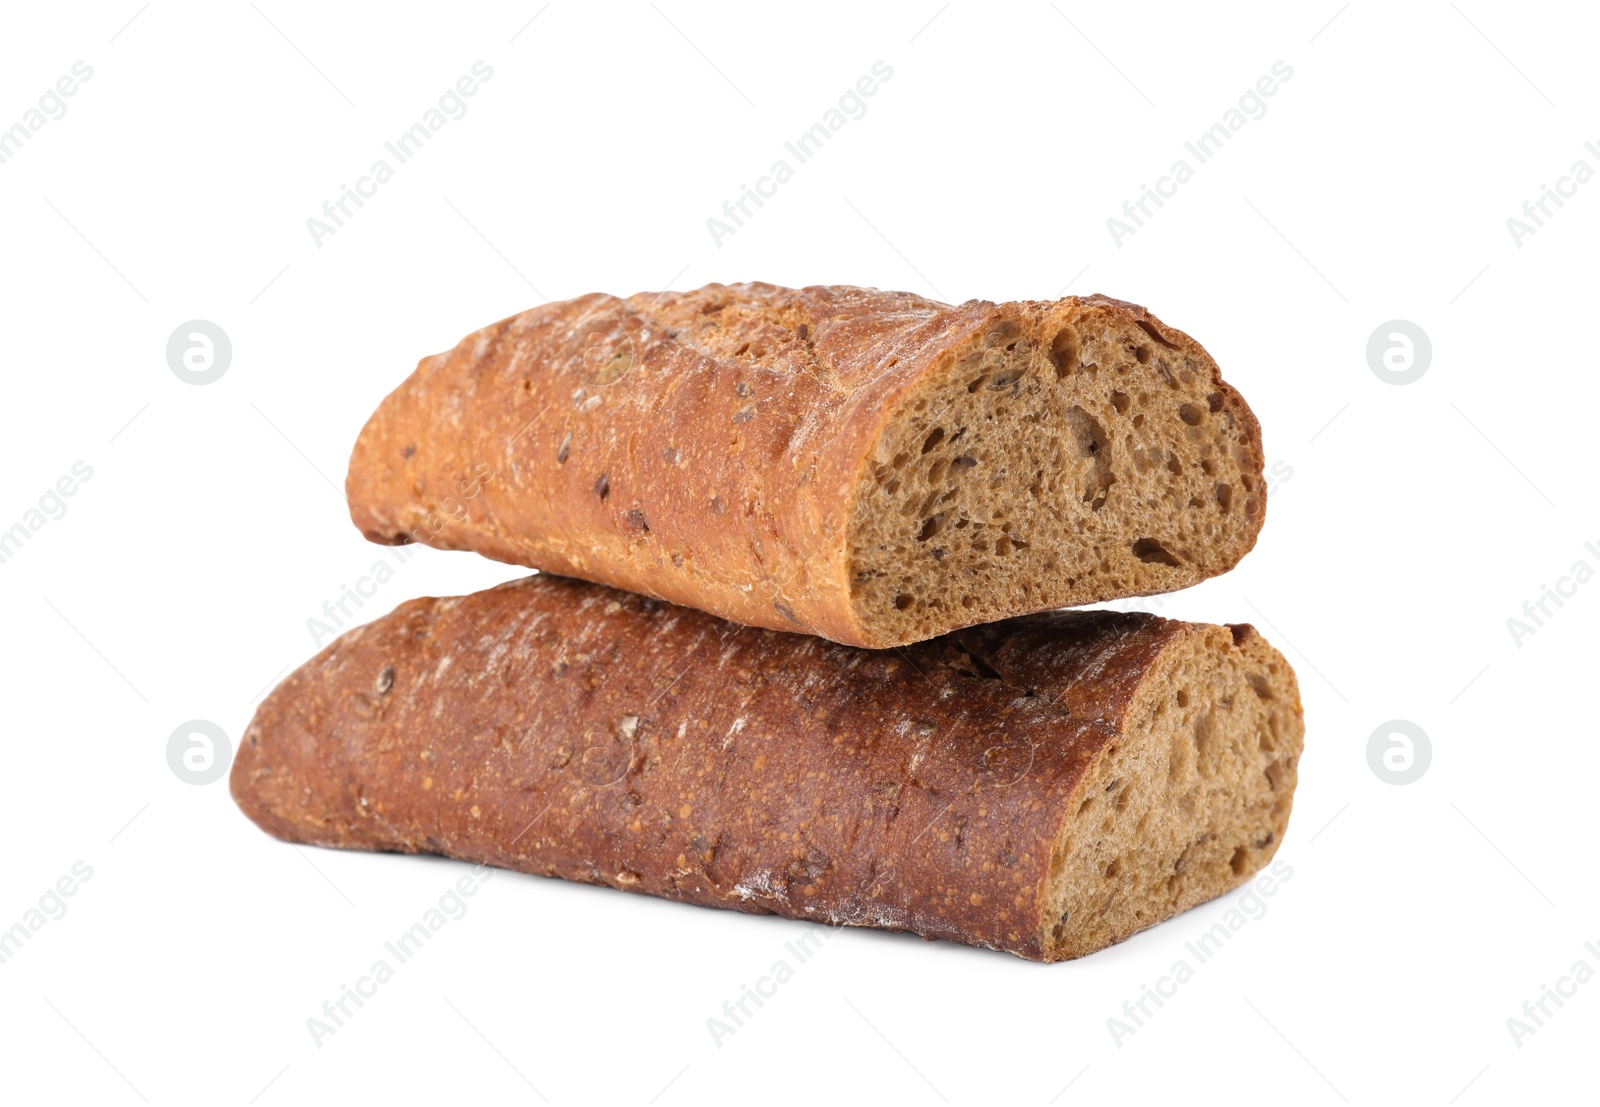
<box><xmin>844</xmin><ymin>295</ymin><xmax>1267</xmax><ymax>649</ymax></box>
<box><xmin>1034</xmin><ymin>620</ymin><xmax>1303</xmax><ymax>962</ymax></box>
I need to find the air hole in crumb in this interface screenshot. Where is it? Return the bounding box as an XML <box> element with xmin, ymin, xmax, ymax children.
<box><xmin>1166</xmin><ymin>453</ymin><xmax>1182</xmax><ymax>475</ymax></box>
<box><xmin>1230</xmin><ymin>847</ymin><xmax>1249</xmax><ymax>875</ymax></box>
<box><xmin>1077</xmin><ymin>795</ymin><xmax>1094</xmax><ymax>816</ymax></box>
<box><xmin>1136</xmin><ymin>319</ymin><xmax>1182</xmax><ymax>350</ymax></box>
<box><xmin>921</xmin><ymin>427</ymin><xmax>945</xmax><ymax>454</ymax></box>
<box><xmin>1111</xmin><ymin>390</ymin><xmax>1130</xmax><ymax>415</ymax></box>
<box><xmin>733</xmin><ymin>342</ymin><xmax>749</xmax><ymax>356</ymax></box>
<box><xmin>1176</xmin><ymin>689</ymin><xmax>1190</xmax><ymax>708</ymax></box>
<box><xmin>950</xmin><ymin>455</ymin><xmax>977</xmax><ymax>472</ymax></box>
<box><xmin>1215</xmin><ymin>483</ymin><xmax>1233</xmax><ymax>512</ymax></box>
<box><xmin>1134</xmin><ymin>345</ymin><xmax>1151</xmax><ymax>364</ymax></box>
<box><xmin>1208</xmin><ymin>391</ymin><xmax>1224</xmax><ymax>412</ymax></box>
<box><xmin>1247</xmin><ymin>673</ymin><xmax>1274</xmax><ymax>701</ymax></box>
<box><xmin>918</xmin><ymin>512</ymin><xmax>948</xmax><ymax>541</ymax></box>
<box><xmin>1104</xmin><ymin>858</ymin><xmax>1121</xmax><ymax>878</ymax></box>
<box><xmin>1133</xmin><ymin>537</ymin><xmax>1182</xmax><ymax>567</ymax></box>
<box><xmin>894</xmin><ymin>594</ymin><xmax>913</xmax><ymax>610</ymax></box>
<box><xmin>967</xmin><ymin>374</ymin><xmax>988</xmax><ymax>393</ymax></box>
<box><xmin>985</xmin><ymin>321</ymin><xmax>1020</xmax><ymax>346</ymax></box>
<box><xmin>1049</xmin><ymin>328</ymin><xmax>1079</xmax><ymax>377</ymax></box>
<box><xmin>1178</xmin><ymin>403</ymin><xmax>1203</xmax><ymax>426</ymax></box>
<box><xmin>1063</xmin><ymin>405</ymin><xmax>1113</xmax><ymax>508</ymax></box>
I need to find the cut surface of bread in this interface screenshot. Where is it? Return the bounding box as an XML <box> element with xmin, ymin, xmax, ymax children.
<box><xmin>1039</xmin><ymin>621</ymin><xmax>1299</xmax><ymax>958</ymax></box>
<box><xmin>849</xmin><ymin>300</ymin><xmax>1264</xmax><ymax>646</ymax></box>
<box><xmin>346</xmin><ymin>284</ymin><xmax>1265</xmax><ymax>648</ymax></box>
<box><xmin>231</xmin><ymin>575</ymin><xmax>1303</xmax><ymax>962</ymax></box>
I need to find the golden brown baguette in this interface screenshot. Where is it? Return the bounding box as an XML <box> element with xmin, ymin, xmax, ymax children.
<box><xmin>345</xmin><ymin>283</ymin><xmax>1266</xmax><ymax>648</ymax></box>
<box><xmin>231</xmin><ymin>575</ymin><xmax>1303</xmax><ymax>961</ymax></box>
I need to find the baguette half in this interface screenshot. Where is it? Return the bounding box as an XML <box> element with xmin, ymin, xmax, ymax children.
<box><xmin>231</xmin><ymin>575</ymin><xmax>1303</xmax><ymax>961</ymax></box>
<box><xmin>346</xmin><ymin>284</ymin><xmax>1267</xmax><ymax>648</ymax></box>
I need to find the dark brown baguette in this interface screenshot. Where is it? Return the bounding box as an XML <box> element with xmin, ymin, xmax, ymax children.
<box><xmin>231</xmin><ymin>574</ymin><xmax>1303</xmax><ymax>961</ymax></box>
<box><xmin>345</xmin><ymin>283</ymin><xmax>1266</xmax><ymax>648</ymax></box>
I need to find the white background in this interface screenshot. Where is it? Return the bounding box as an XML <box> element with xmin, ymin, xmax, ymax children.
<box><xmin>1</xmin><ymin>2</ymin><xmax>1595</xmax><ymax>1103</ymax></box>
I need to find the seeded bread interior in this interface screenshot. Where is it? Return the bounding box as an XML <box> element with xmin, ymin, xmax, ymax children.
<box><xmin>1042</xmin><ymin>622</ymin><xmax>1300</xmax><ymax>959</ymax></box>
<box><xmin>850</xmin><ymin>297</ymin><xmax>1264</xmax><ymax>646</ymax></box>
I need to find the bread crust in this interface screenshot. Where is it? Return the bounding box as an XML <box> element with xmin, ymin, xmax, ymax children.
<box><xmin>230</xmin><ymin>575</ymin><xmax>1299</xmax><ymax>961</ymax></box>
<box><xmin>345</xmin><ymin>284</ymin><xmax>1265</xmax><ymax>647</ymax></box>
